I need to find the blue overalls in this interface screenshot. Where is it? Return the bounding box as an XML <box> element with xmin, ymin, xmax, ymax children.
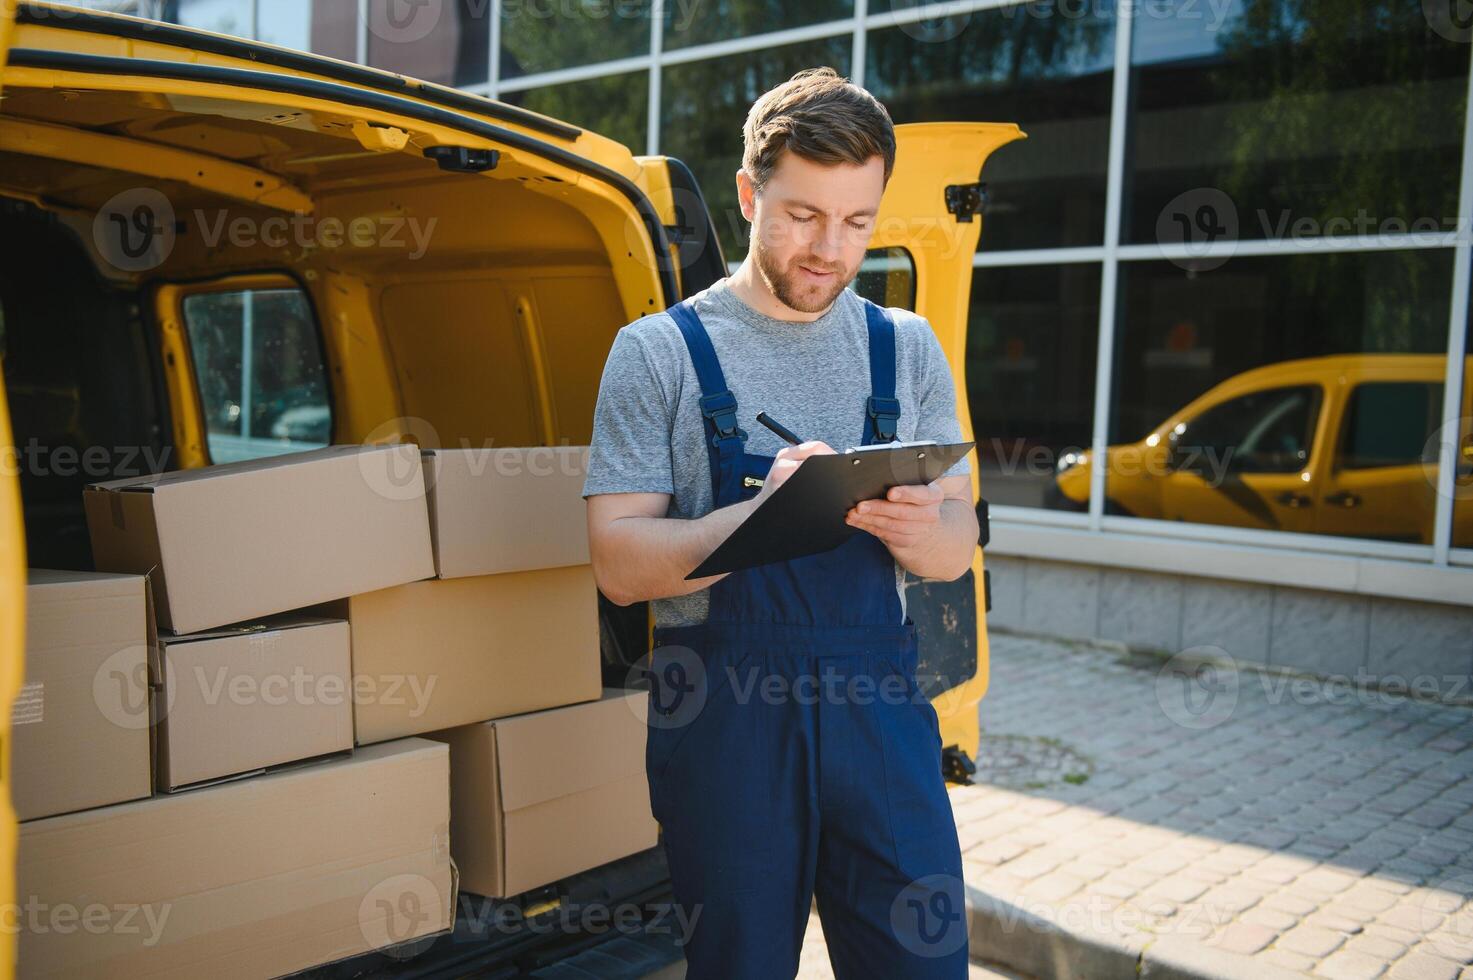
<box><xmin>643</xmin><ymin>294</ymin><xmax>970</xmax><ymax>979</ymax></box>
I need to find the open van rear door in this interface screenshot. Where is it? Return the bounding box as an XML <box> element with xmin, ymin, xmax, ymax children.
<box><xmin>861</xmin><ymin>121</ymin><xmax>1024</xmax><ymax>777</ymax></box>
<box><xmin>0</xmin><ymin>5</ymin><xmax>25</xmax><ymax>978</ymax></box>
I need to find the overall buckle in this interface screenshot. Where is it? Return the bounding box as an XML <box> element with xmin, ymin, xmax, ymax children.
<box><xmin>866</xmin><ymin>395</ymin><xmax>900</xmax><ymax>442</ymax></box>
<box><xmin>700</xmin><ymin>391</ymin><xmax>747</xmax><ymax>446</ymax></box>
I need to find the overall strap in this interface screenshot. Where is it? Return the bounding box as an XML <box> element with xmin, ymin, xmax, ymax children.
<box><xmin>665</xmin><ymin>298</ymin><xmax>748</xmax><ymax>505</ymax></box>
<box><xmin>861</xmin><ymin>297</ymin><xmax>901</xmax><ymax>445</ymax></box>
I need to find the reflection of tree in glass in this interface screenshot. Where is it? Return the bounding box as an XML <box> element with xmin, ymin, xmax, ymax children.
<box><xmin>864</xmin><ymin>3</ymin><xmax>1114</xmax><ymax>251</ymax></box>
<box><xmin>498</xmin><ymin>2</ymin><xmax>651</xmax><ymax>80</ymax></box>
<box><xmin>1207</xmin><ymin>0</ymin><xmax>1467</xmax><ymax>353</ymax></box>
<box><xmin>660</xmin><ymin>39</ymin><xmax>854</xmax><ymax>264</ymax></box>
<box><xmin>501</xmin><ymin>74</ymin><xmax>649</xmax><ymax>162</ymax></box>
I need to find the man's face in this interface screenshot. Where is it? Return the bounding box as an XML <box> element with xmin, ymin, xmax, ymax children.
<box><xmin>740</xmin><ymin>151</ymin><xmax>885</xmax><ymax>315</ymax></box>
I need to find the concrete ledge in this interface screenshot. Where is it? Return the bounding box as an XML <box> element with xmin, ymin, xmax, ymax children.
<box><xmin>965</xmin><ymin>886</ymin><xmax>1304</xmax><ymax>980</ymax></box>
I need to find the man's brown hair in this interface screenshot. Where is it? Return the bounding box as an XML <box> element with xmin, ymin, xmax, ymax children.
<box><xmin>741</xmin><ymin>66</ymin><xmax>896</xmax><ymax>194</ymax></box>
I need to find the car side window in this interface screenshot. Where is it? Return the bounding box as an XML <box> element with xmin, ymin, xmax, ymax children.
<box><xmin>1170</xmin><ymin>385</ymin><xmax>1321</xmax><ymax>475</ymax></box>
<box><xmin>181</xmin><ymin>287</ymin><xmax>332</xmax><ymax>464</ymax></box>
<box><xmin>1337</xmin><ymin>381</ymin><xmax>1442</xmax><ymax>470</ymax></box>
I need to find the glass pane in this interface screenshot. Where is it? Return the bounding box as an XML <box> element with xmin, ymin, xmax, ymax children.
<box><xmin>971</xmin><ymin>263</ymin><xmax>1102</xmax><ymax>511</ymax></box>
<box><xmin>307</xmin><ymin>0</ymin><xmax>359</xmax><ymax>62</ymax></box>
<box><xmin>1126</xmin><ymin>0</ymin><xmax>1469</xmax><ymax>245</ymax></box>
<box><xmin>256</xmin><ymin>0</ymin><xmax>312</xmax><ymax>49</ymax></box>
<box><xmin>1171</xmin><ymin>386</ymin><xmax>1321</xmax><ymax>475</ymax></box>
<box><xmin>662</xmin><ymin>0</ymin><xmax>851</xmax><ymax>52</ymax></box>
<box><xmin>849</xmin><ymin>247</ymin><xmax>916</xmax><ymax>311</ymax></box>
<box><xmin>171</xmin><ymin>0</ymin><xmax>356</xmax><ymax>58</ymax></box>
<box><xmin>499</xmin><ymin>0</ymin><xmax>651</xmax><ymax>80</ymax></box>
<box><xmin>183</xmin><ymin>288</ymin><xmax>332</xmax><ymax>464</ymax></box>
<box><xmin>1111</xmin><ymin>250</ymin><xmax>1454</xmax><ymax>544</ymax></box>
<box><xmin>366</xmin><ymin>0</ymin><xmax>490</xmax><ymax>88</ymax></box>
<box><xmin>502</xmin><ymin>71</ymin><xmax>649</xmax><ymax>153</ymax></box>
<box><xmin>1339</xmin><ymin>383</ymin><xmax>1443</xmax><ymax>470</ymax></box>
<box><xmin>660</xmin><ymin>38</ymin><xmax>853</xmax><ymax>264</ymax></box>
<box><xmin>865</xmin><ymin>3</ymin><xmax>1115</xmax><ymax>252</ymax></box>
<box><xmin>175</xmin><ymin>0</ymin><xmax>255</xmax><ymax>37</ymax></box>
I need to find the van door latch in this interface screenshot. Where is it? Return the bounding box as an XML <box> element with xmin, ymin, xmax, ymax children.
<box><xmin>424</xmin><ymin>146</ymin><xmax>501</xmax><ymax>173</ymax></box>
<box><xmin>944</xmin><ymin>178</ymin><xmax>987</xmax><ymax>223</ymax></box>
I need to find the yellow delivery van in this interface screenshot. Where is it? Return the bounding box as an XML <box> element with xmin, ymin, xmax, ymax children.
<box><xmin>0</xmin><ymin>1</ymin><xmax>1016</xmax><ymax>974</ymax></box>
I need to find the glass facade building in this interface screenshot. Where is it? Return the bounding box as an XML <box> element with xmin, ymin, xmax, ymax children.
<box><xmin>84</xmin><ymin>0</ymin><xmax>1473</xmax><ymax>592</ymax></box>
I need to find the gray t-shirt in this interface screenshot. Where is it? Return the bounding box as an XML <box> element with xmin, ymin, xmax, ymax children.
<box><xmin>581</xmin><ymin>276</ymin><xmax>971</xmax><ymax>628</ymax></box>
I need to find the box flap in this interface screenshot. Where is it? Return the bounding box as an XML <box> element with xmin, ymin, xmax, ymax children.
<box><xmin>85</xmin><ymin>443</ymin><xmax>407</xmax><ymax>491</ymax></box>
<box><xmin>158</xmin><ymin>614</ymin><xmax>345</xmax><ymax>646</ymax></box>
<box><xmin>493</xmin><ymin>688</ymin><xmax>646</xmax><ymax>813</ymax></box>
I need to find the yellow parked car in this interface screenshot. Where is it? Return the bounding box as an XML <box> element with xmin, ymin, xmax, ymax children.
<box><xmin>0</xmin><ymin>3</ymin><xmax>1018</xmax><ymax>974</ymax></box>
<box><xmin>1054</xmin><ymin>354</ymin><xmax>1473</xmax><ymax>546</ymax></box>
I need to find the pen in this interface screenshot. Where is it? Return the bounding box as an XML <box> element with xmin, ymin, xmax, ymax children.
<box><xmin>756</xmin><ymin>412</ymin><xmax>803</xmax><ymax>446</ymax></box>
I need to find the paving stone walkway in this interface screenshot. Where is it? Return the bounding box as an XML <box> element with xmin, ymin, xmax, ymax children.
<box><xmin>947</xmin><ymin>631</ymin><xmax>1473</xmax><ymax>979</ymax></box>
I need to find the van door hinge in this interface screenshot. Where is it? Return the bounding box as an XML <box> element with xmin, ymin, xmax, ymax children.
<box><xmin>945</xmin><ymin>179</ymin><xmax>987</xmax><ymax>223</ymax></box>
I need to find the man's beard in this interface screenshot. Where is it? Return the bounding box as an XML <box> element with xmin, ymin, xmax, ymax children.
<box><xmin>752</xmin><ymin>234</ymin><xmax>852</xmax><ymax>315</ymax></box>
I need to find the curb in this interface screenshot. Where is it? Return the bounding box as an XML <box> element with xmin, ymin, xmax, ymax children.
<box><xmin>964</xmin><ymin>885</ymin><xmax>1307</xmax><ymax>980</ymax></box>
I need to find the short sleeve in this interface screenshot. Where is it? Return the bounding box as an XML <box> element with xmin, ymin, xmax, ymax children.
<box><xmin>582</xmin><ymin>326</ymin><xmax>677</xmax><ymax>498</ymax></box>
<box><xmin>911</xmin><ymin>320</ymin><xmax>972</xmax><ymax>480</ymax></box>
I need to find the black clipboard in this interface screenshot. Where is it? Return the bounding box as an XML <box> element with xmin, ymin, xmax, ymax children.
<box><xmin>685</xmin><ymin>440</ymin><xmax>975</xmax><ymax>580</ymax></box>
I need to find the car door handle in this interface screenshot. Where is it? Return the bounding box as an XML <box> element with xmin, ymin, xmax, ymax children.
<box><xmin>1275</xmin><ymin>491</ymin><xmax>1312</xmax><ymax>508</ymax></box>
<box><xmin>1324</xmin><ymin>491</ymin><xmax>1361</xmax><ymax>508</ymax></box>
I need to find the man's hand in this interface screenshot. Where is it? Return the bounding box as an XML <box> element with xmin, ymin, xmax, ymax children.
<box><xmin>752</xmin><ymin>440</ymin><xmax>836</xmax><ymax>505</ymax></box>
<box><xmin>843</xmin><ymin>473</ymin><xmax>977</xmax><ymax>581</ymax></box>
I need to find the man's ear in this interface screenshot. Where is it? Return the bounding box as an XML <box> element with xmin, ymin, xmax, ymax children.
<box><xmin>735</xmin><ymin>168</ymin><xmax>756</xmax><ymax>222</ymax></box>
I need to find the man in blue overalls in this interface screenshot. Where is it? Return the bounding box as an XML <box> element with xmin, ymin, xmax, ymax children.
<box><xmin>583</xmin><ymin>66</ymin><xmax>979</xmax><ymax>978</ymax></box>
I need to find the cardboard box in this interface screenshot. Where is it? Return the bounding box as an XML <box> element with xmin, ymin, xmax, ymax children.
<box><xmin>342</xmin><ymin>564</ymin><xmax>601</xmax><ymax>745</ymax></box>
<box><xmin>14</xmin><ymin>570</ymin><xmax>154</xmax><ymax>821</ymax></box>
<box><xmin>84</xmin><ymin>444</ymin><xmax>435</xmax><ymax>634</ymax></box>
<box><xmin>17</xmin><ymin>738</ymin><xmax>454</xmax><ymax>979</ymax></box>
<box><xmin>427</xmin><ymin>688</ymin><xmax>658</xmax><ymax>899</ymax></box>
<box><xmin>422</xmin><ymin>446</ymin><xmax>591</xmax><ymax>579</ymax></box>
<box><xmin>155</xmin><ymin>618</ymin><xmax>353</xmax><ymax>791</ymax></box>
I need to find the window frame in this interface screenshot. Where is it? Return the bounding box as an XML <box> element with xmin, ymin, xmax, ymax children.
<box><xmin>153</xmin><ymin>270</ymin><xmax>335</xmax><ymax>469</ymax></box>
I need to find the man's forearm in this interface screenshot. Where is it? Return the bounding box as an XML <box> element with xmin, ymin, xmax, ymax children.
<box><xmin>886</xmin><ymin>498</ymin><xmax>978</xmax><ymax>581</ymax></box>
<box><xmin>598</xmin><ymin>498</ymin><xmax>759</xmax><ymax>605</ymax></box>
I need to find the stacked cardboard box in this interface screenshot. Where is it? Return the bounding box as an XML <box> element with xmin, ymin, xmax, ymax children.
<box><xmin>426</xmin><ymin>687</ymin><xmax>658</xmax><ymax>899</ymax></box>
<box><xmin>14</xmin><ymin>570</ymin><xmax>154</xmax><ymax>821</ymax></box>
<box><xmin>344</xmin><ymin>446</ymin><xmax>602</xmax><ymax>744</ymax></box>
<box><xmin>14</xmin><ymin>440</ymin><xmax>652</xmax><ymax>972</ymax></box>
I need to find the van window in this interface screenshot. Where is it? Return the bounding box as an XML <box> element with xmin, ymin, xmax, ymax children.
<box><xmin>851</xmin><ymin>247</ymin><xmax>917</xmax><ymax>311</ymax></box>
<box><xmin>1338</xmin><ymin>381</ymin><xmax>1442</xmax><ymax>470</ymax></box>
<box><xmin>1171</xmin><ymin>385</ymin><xmax>1321</xmax><ymax>475</ymax></box>
<box><xmin>181</xmin><ymin>288</ymin><xmax>331</xmax><ymax>463</ymax></box>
